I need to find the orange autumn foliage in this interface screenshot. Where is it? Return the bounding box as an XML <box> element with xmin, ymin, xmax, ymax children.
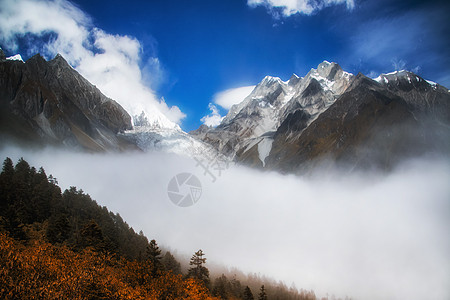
<box><xmin>0</xmin><ymin>233</ymin><xmax>218</xmax><ymax>299</ymax></box>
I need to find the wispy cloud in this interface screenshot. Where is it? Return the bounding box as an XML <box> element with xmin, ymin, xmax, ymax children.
<box><xmin>248</xmin><ymin>0</ymin><xmax>355</xmax><ymax>17</ymax></box>
<box><xmin>200</xmin><ymin>103</ymin><xmax>224</xmax><ymax>127</ymax></box>
<box><xmin>200</xmin><ymin>85</ymin><xmax>255</xmax><ymax>127</ymax></box>
<box><xmin>351</xmin><ymin>15</ymin><xmax>423</xmax><ymax>64</ymax></box>
<box><xmin>346</xmin><ymin>6</ymin><xmax>450</xmax><ymax>87</ymax></box>
<box><xmin>0</xmin><ymin>0</ymin><xmax>185</xmax><ymax>127</ymax></box>
<box><xmin>391</xmin><ymin>58</ymin><xmax>406</xmax><ymax>71</ymax></box>
<box><xmin>213</xmin><ymin>85</ymin><xmax>255</xmax><ymax>110</ymax></box>
<box><xmin>142</xmin><ymin>57</ymin><xmax>168</xmax><ymax>92</ymax></box>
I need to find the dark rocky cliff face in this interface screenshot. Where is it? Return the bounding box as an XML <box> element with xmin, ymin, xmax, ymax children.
<box><xmin>0</xmin><ymin>52</ymin><xmax>134</xmax><ymax>151</ymax></box>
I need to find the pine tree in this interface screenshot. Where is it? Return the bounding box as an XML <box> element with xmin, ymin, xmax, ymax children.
<box><xmin>258</xmin><ymin>285</ymin><xmax>268</xmax><ymax>300</ymax></box>
<box><xmin>146</xmin><ymin>239</ymin><xmax>162</xmax><ymax>276</ymax></box>
<box><xmin>162</xmin><ymin>251</ymin><xmax>182</xmax><ymax>274</ymax></box>
<box><xmin>243</xmin><ymin>286</ymin><xmax>254</xmax><ymax>300</ymax></box>
<box><xmin>12</xmin><ymin>158</ymin><xmax>33</xmax><ymax>224</ymax></box>
<box><xmin>212</xmin><ymin>274</ymin><xmax>229</xmax><ymax>299</ymax></box>
<box><xmin>188</xmin><ymin>249</ymin><xmax>210</xmax><ymax>287</ymax></box>
<box><xmin>229</xmin><ymin>277</ymin><xmax>243</xmax><ymax>298</ymax></box>
<box><xmin>0</xmin><ymin>157</ymin><xmax>14</xmax><ymax>209</ymax></box>
<box><xmin>1</xmin><ymin>157</ymin><xmax>14</xmax><ymax>175</ymax></box>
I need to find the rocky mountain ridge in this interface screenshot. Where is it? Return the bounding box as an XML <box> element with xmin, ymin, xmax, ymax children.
<box><xmin>191</xmin><ymin>61</ymin><xmax>354</xmax><ymax>164</ymax></box>
<box><xmin>0</xmin><ymin>49</ymin><xmax>133</xmax><ymax>151</ymax></box>
<box><xmin>1</xmin><ymin>50</ymin><xmax>448</xmax><ymax>172</ymax></box>
<box><xmin>191</xmin><ymin>62</ymin><xmax>450</xmax><ymax>172</ymax></box>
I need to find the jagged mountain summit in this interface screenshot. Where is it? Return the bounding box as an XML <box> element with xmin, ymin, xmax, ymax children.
<box><xmin>192</xmin><ymin>61</ymin><xmax>354</xmax><ymax>166</ymax></box>
<box><xmin>191</xmin><ymin>61</ymin><xmax>354</xmax><ymax>165</ymax></box>
<box><xmin>0</xmin><ymin>51</ymin><xmax>218</xmax><ymax>159</ymax></box>
<box><xmin>191</xmin><ymin>61</ymin><xmax>450</xmax><ymax>172</ymax></box>
<box><xmin>2</xmin><ymin>51</ymin><xmax>448</xmax><ymax>171</ymax></box>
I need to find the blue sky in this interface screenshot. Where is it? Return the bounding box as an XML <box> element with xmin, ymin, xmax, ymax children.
<box><xmin>1</xmin><ymin>0</ymin><xmax>449</xmax><ymax>131</ymax></box>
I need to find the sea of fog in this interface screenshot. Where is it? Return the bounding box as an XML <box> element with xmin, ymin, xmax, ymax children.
<box><xmin>1</xmin><ymin>146</ymin><xmax>449</xmax><ymax>300</ymax></box>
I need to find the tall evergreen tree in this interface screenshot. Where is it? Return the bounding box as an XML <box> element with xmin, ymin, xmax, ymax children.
<box><xmin>188</xmin><ymin>249</ymin><xmax>210</xmax><ymax>287</ymax></box>
<box><xmin>146</xmin><ymin>239</ymin><xmax>162</xmax><ymax>276</ymax></box>
<box><xmin>162</xmin><ymin>251</ymin><xmax>182</xmax><ymax>274</ymax></box>
<box><xmin>0</xmin><ymin>157</ymin><xmax>14</xmax><ymax>210</ymax></box>
<box><xmin>230</xmin><ymin>277</ymin><xmax>243</xmax><ymax>298</ymax></box>
<box><xmin>1</xmin><ymin>157</ymin><xmax>14</xmax><ymax>175</ymax></box>
<box><xmin>243</xmin><ymin>286</ymin><xmax>254</xmax><ymax>300</ymax></box>
<box><xmin>12</xmin><ymin>158</ymin><xmax>33</xmax><ymax>224</ymax></box>
<box><xmin>258</xmin><ymin>285</ymin><xmax>268</xmax><ymax>300</ymax></box>
<box><xmin>212</xmin><ymin>274</ymin><xmax>229</xmax><ymax>299</ymax></box>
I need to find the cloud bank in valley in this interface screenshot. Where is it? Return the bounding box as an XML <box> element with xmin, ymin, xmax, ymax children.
<box><xmin>1</xmin><ymin>145</ymin><xmax>449</xmax><ymax>300</ymax></box>
<box><xmin>0</xmin><ymin>0</ymin><xmax>185</xmax><ymax>127</ymax></box>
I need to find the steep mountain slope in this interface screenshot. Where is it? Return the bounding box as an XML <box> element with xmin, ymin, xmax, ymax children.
<box><xmin>268</xmin><ymin>74</ymin><xmax>448</xmax><ymax>171</ymax></box>
<box><xmin>0</xmin><ymin>50</ymin><xmax>218</xmax><ymax>158</ymax></box>
<box><xmin>0</xmin><ymin>50</ymin><xmax>134</xmax><ymax>151</ymax></box>
<box><xmin>192</xmin><ymin>63</ymin><xmax>450</xmax><ymax>172</ymax></box>
<box><xmin>374</xmin><ymin>70</ymin><xmax>450</xmax><ymax>120</ymax></box>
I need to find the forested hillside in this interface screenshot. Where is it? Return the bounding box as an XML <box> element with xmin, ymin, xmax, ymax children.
<box><xmin>0</xmin><ymin>157</ymin><xmax>318</xmax><ymax>299</ymax></box>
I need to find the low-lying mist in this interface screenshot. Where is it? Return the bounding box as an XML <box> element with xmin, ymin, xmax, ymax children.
<box><xmin>1</xmin><ymin>145</ymin><xmax>449</xmax><ymax>300</ymax></box>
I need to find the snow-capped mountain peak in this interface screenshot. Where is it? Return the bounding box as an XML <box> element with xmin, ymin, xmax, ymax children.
<box><xmin>6</xmin><ymin>54</ymin><xmax>24</xmax><ymax>62</ymax></box>
<box><xmin>373</xmin><ymin>70</ymin><xmax>445</xmax><ymax>91</ymax></box>
<box><xmin>288</xmin><ymin>73</ymin><xmax>301</xmax><ymax>86</ymax></box>
<box><xmin>193</xmin><ymin>61</ymin><xmax>354</xmax><ymax>166</ymax></box>
<box><xmin>261</xmin><ymin>75</ymin><xmax>283</xmax><ymax>84</ymax></box>
<box><xmin>191</xmin><ymin>62</ymin><xmax>450</xmax><ymax>172</ymax></box>
<box><xmin>304</xmin><ymin>61</ymin><xmax>353</xmax><ymax>94</ymax></box>
<box><xmin>374</xmin><ymin>70</ymin><xmax>413</xmax><ymax>84</ymax></box>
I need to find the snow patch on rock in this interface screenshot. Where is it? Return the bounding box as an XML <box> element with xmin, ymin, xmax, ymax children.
<box><xmin>6</xmin><ymin>54</ymin><xmax>24</xmax><ymax>62</ymax></box>
<box><xmin>258</xmin><ymin>137</ymin><xmax>273</xmax><ymax>167</ymax></box>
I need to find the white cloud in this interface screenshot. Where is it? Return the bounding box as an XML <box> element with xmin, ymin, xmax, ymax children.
<box><xmin>213</xmin><ymin>85</ymin><xmax>255</xmax><ymax>110</ymax></box>
<box><xmin>2</xmin><ymin>145</ymin><xmax>449</xmax><ymax>300</ymax></box>
<box><xmin>391</xmin><ymin>58</ymin><xmax>406</xmax><ymax>71</ymax></box>
<box><xmin>142</xmin><ymin>57</ymin><xmax>168</xmax><ymax>91</ymax></box>
<box><xmin>0</xmin><ymin>0</ymin><xmax>185</xmax><ymax>128</ymax></box>
<box><xmin>366</xmin><ymin>70</ymin><xmax>378</xmax><ymax>79</ymax></box>
<box><xmin>200</xmin><ymin>103</ymin><xmax>224</xmax><ymax>127</ymax></box>
<box><xmin>248</xmin><ymin>0</ymin><xmax>355</xmax><ymax>17</ymax></box>
<box><xmin>200</xmin><ymin>85</ymin><xmax>254</xmax><ymax>126</ymax></box>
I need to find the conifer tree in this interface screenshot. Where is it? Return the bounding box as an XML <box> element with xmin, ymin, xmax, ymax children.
<box><xmin>0</xmin><ymin>157</ymin><xmax>14</xmax><ymax>209</ymax></box>
<box><xmin>12</xmin><ymin>158</ymin><xmax>33</xmax><ymax>224</ymax></box>
<box><xmin>243</xmin><ymin>286</ymin><xmax>254</xmax><ymax>300</ymax></box>
<box><xmin>188</xmin><ymin>249</ymin><xmax>210</xmax><ymax>287</ymax></box>
<box><xmin>258</xmin><ymin>285</ymin><xmax>268</xmax><ymax>300</ymax></box>
<box><xmin>146</xmin><ymin>239</ymin><xmax>162</xmax><ymax>276</ymax></box>
<box><xmin>162</xmin><ymin>251</ymin><xmax>182</xmax><ymax>274</ymax></box>
<box><xmin>212</xmin><ymin>274</ymin><xmax>229</xmax><ymax>299</ymax></box>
